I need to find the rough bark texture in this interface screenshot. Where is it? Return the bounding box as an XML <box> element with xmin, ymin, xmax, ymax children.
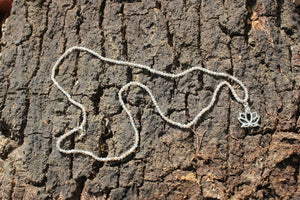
<box><xmin>0</xmin><ymin>0</ymin><xmax>299</xmax><ymax>199</ymax></box>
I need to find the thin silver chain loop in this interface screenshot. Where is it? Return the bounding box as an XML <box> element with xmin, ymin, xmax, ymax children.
<box><xmin>51</xmin><ymin>46</ymin><xmax>259</xmax><ymax>162</ymax></box>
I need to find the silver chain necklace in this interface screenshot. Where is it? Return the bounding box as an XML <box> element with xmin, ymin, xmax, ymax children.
<box><xmin>51</xmin><ymin>46</ymin><xmax>260</xmax><ymax>162</ymax></box>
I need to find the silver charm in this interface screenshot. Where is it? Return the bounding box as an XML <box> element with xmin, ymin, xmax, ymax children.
<box><xmin>238</xmin><ymin>107</ymin><xmax>260</xmax><ymax>128</ymax></box>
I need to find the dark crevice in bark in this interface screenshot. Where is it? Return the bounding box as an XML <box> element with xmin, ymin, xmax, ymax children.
<box><xmin>165</xmin><ymin>21</ymin><xmax>173</xmax><ymax>47</ymax></box>
<box><xmin>17</xmin><ymin>92</ymin><xmax>29</xmax><ymax>145</ymax></box>
<box><xmin>281</xmin><ymin>137</ymin><xmax>298</xmax><ymax>145</ymax></box>
<box><xmin>174</xmin><ymin>52</ymin><xmax>181</xmax><ymax>70</ymax></box>
<box><xmin>0</xmin><ymin>0</ymin><xmax>13</xmax><ymax>38</ymax></box>
<box><xmin>155</xmin><ymin>1</ymin><xmax>161</xmax><ymax>10</ymax></box>
<box><xmin>227</xmin><ymin>36</ymin><xmax>233</xmax><ymax>74</ymax></box>
<box><xmin>98</xmin><ymin>0</ymin><xmax>106</xmax><ymax>29</ymax></box>
<box><xmin>276</xmin><ymin>0</ymin><xmax>284</xmax><ymax>28</ymax></box>
<box><xmin>90</xmin><ymin>85</ymin><xmax>103</xmax><ymax>115</ymax></box>
<box><xmin>184</xmin><ymin>93</ymin><xmax>190</xmax><ymax>119</ymax></box>
<box><xmin>219</xmin><ymin>22</ymin><xmax>243</xmax><ymax>38</ymax></box>
<box><xmin>275</xmin><ymin>153</ymin><xmax>300</xmax><ymax>184</ymax></box>
<box><xmin>256</xmin><ymin>184</ymin><xmax>277</xmax><ymax>199</ymax></box>
<box><xmin>120</xmin><ymin>3</ymin><xmax>128</xmax><ymax>60</ymax></box>
<box><xmin>61</xmin><ymin>9</ymin><xmax>69</xmax><ymax>52</ymax></box>
<box><xmin>126</xmin><ymin>66</ymin><xmax>133</xmax><ymax>83</ymax></box>
<box><xmin>69</xmin><ymin>0</ymin><xmax>77</xmax><ymax>10</ymax></box>
<box><xmin>75</xmin><ymin>6</ymin><xmax>83</xmax><ymax>36</ymax></box>
<box><xmin>121</xmin><ymin>186</ymin><xmax>131</xmax><ymax>199</ymax></box>
<box><xmin>197</xmin><ymin>68</ymin><xmax>204</xmax><ymax>93</ymax></box>
<box><xmin>0</xmin><ymin>119</ymin><xmax>15</xmax><ymax>160</ymax></box>
<box><xmin>296</xmin><ymin>104</ymin><xmax>300</xmax><ymax>132</ymax></box>
<box><xmin>99</xmin><ymin>117</ymin><xmax>113</xmax><ymax>160</ymax></box>
<box><xmin>27</xmin><ymin>175</ymin><xmax>47</xmax><ymax>188</ymax></box>
<box><xmin>296</xmin><ymin>3</ymin><xmax>300</xmax><ymax>16</ymax></box>
<box><xmin>121</xmin><ymin>24</ymin><xmax>128</xmax><ymax>59</ymax></box>
<box><xmin>91</xmin><ymin>161</ymin><xmax>104</xmax><ymax>178</ymax></box>
<box><xmin>276</xmin><ymin>0</ymin><xmax>296</xmax><ymax>38</ymax></box>
<box><xmin>69</xmin><ymin>134</ymin><xmax>76</xmax><ymax>180</ymax></box>
<box><xmin>72</xmin><ymin>176</ymin><xmax>87</xmax><ymax>200</ymax></box>
<box><xmin>136</xmin><ymin>106</ymin><xmax>143</xmax><ymax>135</ymax></box>
<box><xmin>0</xmin><ymin>119</ymin><xmax>11</xmax><ymax>138</ymax></box>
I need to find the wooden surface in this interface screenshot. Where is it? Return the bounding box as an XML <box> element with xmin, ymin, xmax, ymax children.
<box><xmin>0</xmin><ymin>0</ymin><xmax>299</xmax><ymax>199</ymax></box>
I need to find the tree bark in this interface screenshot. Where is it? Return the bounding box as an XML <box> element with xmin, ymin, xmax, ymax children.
<box><xmin>0</xmin><ymin>0</ymin><xmax>299</xmax><ymax>199</ymax></box>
